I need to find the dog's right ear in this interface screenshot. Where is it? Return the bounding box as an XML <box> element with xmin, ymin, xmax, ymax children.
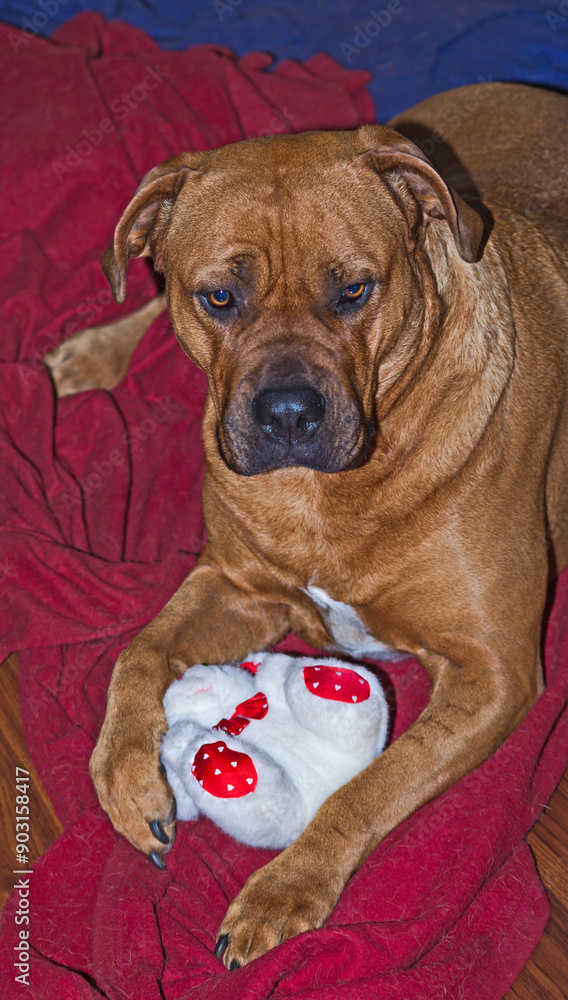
<box><xmin>102</xmin><ymin>152</ymin><xmax>206</xmax><ymax>304</ymax></box>
<box><xmin>355</xmin><ymin>125</ymin><xmax>483</xmax><ymax>264</ymax></box>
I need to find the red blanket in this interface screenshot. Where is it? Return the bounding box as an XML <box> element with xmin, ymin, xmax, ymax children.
<box><xmin>0</xmin><ymin>13</ymin><xmax>566</xmax><ymax>999</ymax></box>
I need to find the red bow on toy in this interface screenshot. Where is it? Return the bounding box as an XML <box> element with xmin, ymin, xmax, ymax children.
<box><xmin>214</xmin><ymin>691</ymin><xmax>269</xmax><ymax>737</ymax></box>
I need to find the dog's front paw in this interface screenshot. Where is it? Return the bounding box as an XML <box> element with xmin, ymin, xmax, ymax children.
<box><xmin>90</xmin><ymin>714</ymin><xmax>176</xmax><ymax>866</ymax></box>
<box><xmin>214</xmin><ymin>849</ymin><xmax>341</xmax><ymax>968</ymax></box>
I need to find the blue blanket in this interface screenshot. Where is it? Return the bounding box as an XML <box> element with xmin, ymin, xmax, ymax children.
<box><xmin>1</xmin><ymin>0</ymin><xmax>566</xmax><ymax>119</ymax></box>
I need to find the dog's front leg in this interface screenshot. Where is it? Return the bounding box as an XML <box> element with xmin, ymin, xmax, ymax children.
<box><xmin>216</xmin><ymin>634</ymin><xmax>543</xmax><ymax>968</ymax></box>
<box><xmin>89</xmin><ymin>553</ymin><xmax>290</xmax><ymax>860</ymax></box>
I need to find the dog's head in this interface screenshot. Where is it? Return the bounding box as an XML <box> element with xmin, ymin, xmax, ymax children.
<box><xmin>103</xmin><ymin>128</ymin><xmax>483</xmax><ymax>476</ymax></box>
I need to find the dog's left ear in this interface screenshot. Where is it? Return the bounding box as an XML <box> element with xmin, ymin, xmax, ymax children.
<box><xmin>356</xmin><ymin>125</ymin><xmax>484</xmax><ymax>263</ymax></box>
<box><xmin>102</xmin><ymin>151</ymin><xmax>206</xmax><ymax>303</ymax></box>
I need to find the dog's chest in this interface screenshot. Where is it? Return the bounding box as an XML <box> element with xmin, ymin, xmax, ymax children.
<box><xmin>306</xmin><ymin>586</ymin><xmax>403</xmax><ymax>662</ymax></box>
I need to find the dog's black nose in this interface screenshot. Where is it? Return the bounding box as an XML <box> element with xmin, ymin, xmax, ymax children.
<box><xmin>253</xmin><ymin>387</ymin><xmax>325</xmax><ymax>444</ymax></box>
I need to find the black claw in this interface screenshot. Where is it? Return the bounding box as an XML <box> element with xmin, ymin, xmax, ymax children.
<box><xmin>229</xmin><ymin>959</ymin><xmax>240</xmax><ymax>972</ymax></box>
<box><xmin>162</xmin><ymin>822</ymin><xmax>177</xmax><ymax>855</ymax></box>
<box><xmin>149</xmin><ymin>819</ymin><xmax>169</xmax><ymax>845</ymax></box>
<box><xmin>214</xmin><ymin>934</ymin><xmax>229</xmax><ymax>960</ymax></box>
<box><xmin>149</xmin><ymin>850</ymin><xmax>167</xmax><ymax>870</ymax></box>
<box><xmin>165</xmin><ymin>799</ymin><xmax>177</xmax><ymax>826</ymax></box>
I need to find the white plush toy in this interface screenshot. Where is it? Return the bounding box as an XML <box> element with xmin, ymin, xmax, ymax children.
<box><xmin>161</xmin><ymin>652</ymin><xmax>389</xmax><ymax>849</ymax></box>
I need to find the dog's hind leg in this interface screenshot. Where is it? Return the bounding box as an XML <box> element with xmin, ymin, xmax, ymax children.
<box><xmin>44</xmin><ymin>293</ymin><xmax>166</xmax><ymax>397</ymax></box>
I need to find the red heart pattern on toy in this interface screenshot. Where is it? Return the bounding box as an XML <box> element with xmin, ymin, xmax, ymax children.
<box><xmin>191</xmin><ymin>741</ymin><xmax>258</xmax><ymax>798</ymax></box>
<box><xmin>303</xmin><ymin>664</ymin><xmax>371</xmax><ymax>702</ymax></box>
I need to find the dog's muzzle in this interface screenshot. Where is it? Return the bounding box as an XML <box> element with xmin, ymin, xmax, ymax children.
<box><xmin>218</xmin><ymin>375</ymin><xmax>374</xmax><ymax>476</ymax></box>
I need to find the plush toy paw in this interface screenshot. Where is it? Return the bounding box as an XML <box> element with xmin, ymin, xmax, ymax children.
<box><xmin>163</xmin><ymin>663</ymin><xmax>255</xmax><ymax>727</ymax></box>
<box><xmin>160</xmin><ymin>652</ymin><xmax>389</xmax><ymax>849</ymax></box>
<box><xmin>283</xmin><ymin>657</ymin><xmax>388</xmax><ymax>752</ymax></box>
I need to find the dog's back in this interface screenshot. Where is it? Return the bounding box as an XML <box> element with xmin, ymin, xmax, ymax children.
<box><xmin>391</xmin><ymin>83</ymin><xmax>568</xmax><ymax>237</ymax></box>
<box><xmin>395</xmin><ymin>83</ymin><xmax>568</xmax><ymax>571</ymax></box>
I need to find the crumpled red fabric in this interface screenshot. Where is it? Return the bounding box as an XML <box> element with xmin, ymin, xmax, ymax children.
<box><xmin>0</xmin><ymin>12</ymin><xmax>566</xmax><ymax>1000</ymax></box>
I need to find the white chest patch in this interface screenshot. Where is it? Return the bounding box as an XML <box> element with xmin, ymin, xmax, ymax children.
<box><xmin>306</xmin><ymin>585</ymin><xmax>404</xmax><ymax>662</ymax></box>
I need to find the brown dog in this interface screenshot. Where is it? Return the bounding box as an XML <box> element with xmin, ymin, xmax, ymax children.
<box><xmin>46</xmin><ymin>82</ymin><xmax>568</xmax><ymax>969</ymax></box>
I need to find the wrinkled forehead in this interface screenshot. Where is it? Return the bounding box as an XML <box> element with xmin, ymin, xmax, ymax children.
<box><xmin>168</xmin><ymin>131</ymin><xmax>402</xmax><ymax>278</ymax></box>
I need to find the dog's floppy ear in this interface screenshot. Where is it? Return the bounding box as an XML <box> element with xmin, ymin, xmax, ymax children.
<box><xmin>356</xmin><ymin>125</ymin><xmax>483</xmax><ymax>263</ymax></box>
<box><xmin>102</xmin><ymin>152</ymin><xmax>206</xmax><ymax>303</ymax></box>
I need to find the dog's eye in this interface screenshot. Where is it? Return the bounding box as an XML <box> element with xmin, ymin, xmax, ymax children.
<box><xmin>342</xmin><ymin>283</ymin><xmax>366</xmax><ymax>300</ymax></box>
<box><xmin>206</xmin><ymin>289</ymin><xmax>235</xmax><ymax>309</ymax></box>
<box><xmin>336</xmin><ymin>282</ymin><xmax>371</xmax><ymax>310</ymax></box>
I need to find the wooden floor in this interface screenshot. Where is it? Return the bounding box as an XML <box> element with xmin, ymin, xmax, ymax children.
<box><xmin>1</xmin><ymin>650</ymin><xmax>567</xmax><ymax>996</ymax></box>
